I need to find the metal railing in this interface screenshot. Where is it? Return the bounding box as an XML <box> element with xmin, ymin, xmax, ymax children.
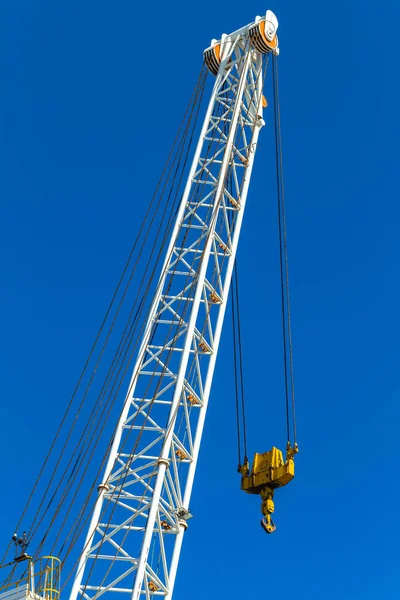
<box><xmin>0</xmin><ymin>557</ymin><xmax>60</xmax><ymax>600</ymax></box>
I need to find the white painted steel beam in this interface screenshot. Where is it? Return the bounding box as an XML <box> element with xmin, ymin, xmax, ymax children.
<box><xmin>70</xmin><ymin>12</ymin><xmax>275</xmax><ymax>600</ymax></box>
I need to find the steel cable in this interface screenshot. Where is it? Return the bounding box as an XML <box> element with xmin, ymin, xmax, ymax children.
<box><xmin>31</xmin><ymin>65</ymin><xmax>209</xmax><ymax>561</ymax></box>
<box><xmin>272</xmin><ymin>54</ymin><xmax>297</xmax><ymax>445</ymax></box>
<box><xmin>1</xmin><ymin>64</ymin><xmax>208</xmax><ymax>576</ymax></box>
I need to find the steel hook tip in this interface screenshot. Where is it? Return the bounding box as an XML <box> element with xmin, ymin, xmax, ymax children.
<box><xmin>260</xmin><ymin>517</ymin><xmax>276</xmax><ymax>534</ymax></box>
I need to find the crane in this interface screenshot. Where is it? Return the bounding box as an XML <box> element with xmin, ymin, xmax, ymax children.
<box><xmin>0</xmin><ymin>9</ymin><xmax>297</xmax><ymax>600</ymax></box>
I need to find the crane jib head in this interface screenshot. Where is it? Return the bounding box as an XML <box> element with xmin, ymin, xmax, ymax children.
<box><xmin>204</xmin><ymin>10</ymin><xmax>280</xmax><ymax>76</ymax></box>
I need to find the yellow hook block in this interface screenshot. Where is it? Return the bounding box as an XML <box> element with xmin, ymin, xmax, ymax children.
<box><xmin>239</xmin><ymin>445</ymin><xmax>297</xmax><ymax>533</ymax></box>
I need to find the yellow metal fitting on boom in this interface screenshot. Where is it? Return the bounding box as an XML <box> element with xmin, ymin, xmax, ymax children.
<box><xmin>239</xmin><ymin>443</ymin><xmax>298</xmax><ymax>534</ymax></box>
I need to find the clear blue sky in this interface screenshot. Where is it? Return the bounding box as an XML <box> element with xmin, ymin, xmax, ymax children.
<box><xmin>0</xmin><ymin>1</ymin><xmax>396</xmax><ymax>598</ymax></box>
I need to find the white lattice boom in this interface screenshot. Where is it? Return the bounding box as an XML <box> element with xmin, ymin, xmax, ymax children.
<box><xmin>69</xmin><ymin>10</ymin><xmax>279</xmax><ymax>600</ymax></box>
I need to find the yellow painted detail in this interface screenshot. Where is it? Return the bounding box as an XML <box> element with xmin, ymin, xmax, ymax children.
<box><xmin>187</xmin><ymin>393</ymin><xmax>199</xmax><ymax>405</ymax></box>
<box><xmin>262</xmin><ymin>95</ymin><xmax>268</xmax><ymax>108</ymax></box>
<box><xmin>209</xmin><ymin>291</ymin><xmax>219</xmax><ymax>304</ymax></box>
<box><xmin>198</xmin><ymin>340</ymin><xmax>210</xmax><ymax>353</ymax></box>
<box><xmin>214</xmin><ymin>43</ymin><xmax>221</xmax><ymax>63</ymax></box>
<box><xmin>228</xmin><ymin>197</ymin><xmax>239</xmax><ymax>209</ymax></box>
<box><xmin>176</xmin><ymin>449</ymin><xmax>187</xmax><ymax>461</ymax></box>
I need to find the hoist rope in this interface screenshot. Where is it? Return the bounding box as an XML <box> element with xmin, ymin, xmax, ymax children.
<box><xmin>231</xmin><ymin>51</ymin><xmax>297</xmax><ymax>465</ymax></box>
<box><xmin>42</xmin><ymin>65</ymin><xmax>209</xmax><ymax>561</ymax></box>
<box><xmin>43</xmin><ymin>67</ymin><xmax>210</xmax><ymax>561</ymax></box>
<box><xmin>233</xmin><ymin>264</ymin><xmax>248</xmax><ymax>459</ymax></box>
<box><xmin>34</xmin><ymin>66</ymin><xmax>208</xmax><ymax>557</ymax></box>
<box><xmin>231</xmin><ymin>55</ymin><xmax>268</xmax><ymax>467</ymax></box>
<box><xmin>1</xmin><ymin>63</ymin><xmax>208</xmax><ymax>578</ymax></box>
<box><xmin>231</xmin><ymin>261</ymin><xmax>248</xmax><ymax>465</ymax></box>
<box><xmin>231</xmin><ymin>275</ymin><xmax>242</xmax><ymax>466</ymax></box>
<box><xmin>272</xmin><ymin>54</ymin><xmax>297</xmax><ymax>445</ymax></box>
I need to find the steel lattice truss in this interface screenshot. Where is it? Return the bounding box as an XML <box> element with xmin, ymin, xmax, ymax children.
<box><xmin>71</xmin><ymin>25</ymin><xmax>268</xmax><ymax>600</ymax></box>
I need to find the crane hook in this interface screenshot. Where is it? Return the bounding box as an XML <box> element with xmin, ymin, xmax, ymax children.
<box><xmin>261</xmin><ymin>515</ymin><xmax>276</xmax><ymax>534</ymax></box>
<box><xmin>239</xmin><ymin>446</ymin><xmax>297</xmax><ymax>534</ymax></box>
